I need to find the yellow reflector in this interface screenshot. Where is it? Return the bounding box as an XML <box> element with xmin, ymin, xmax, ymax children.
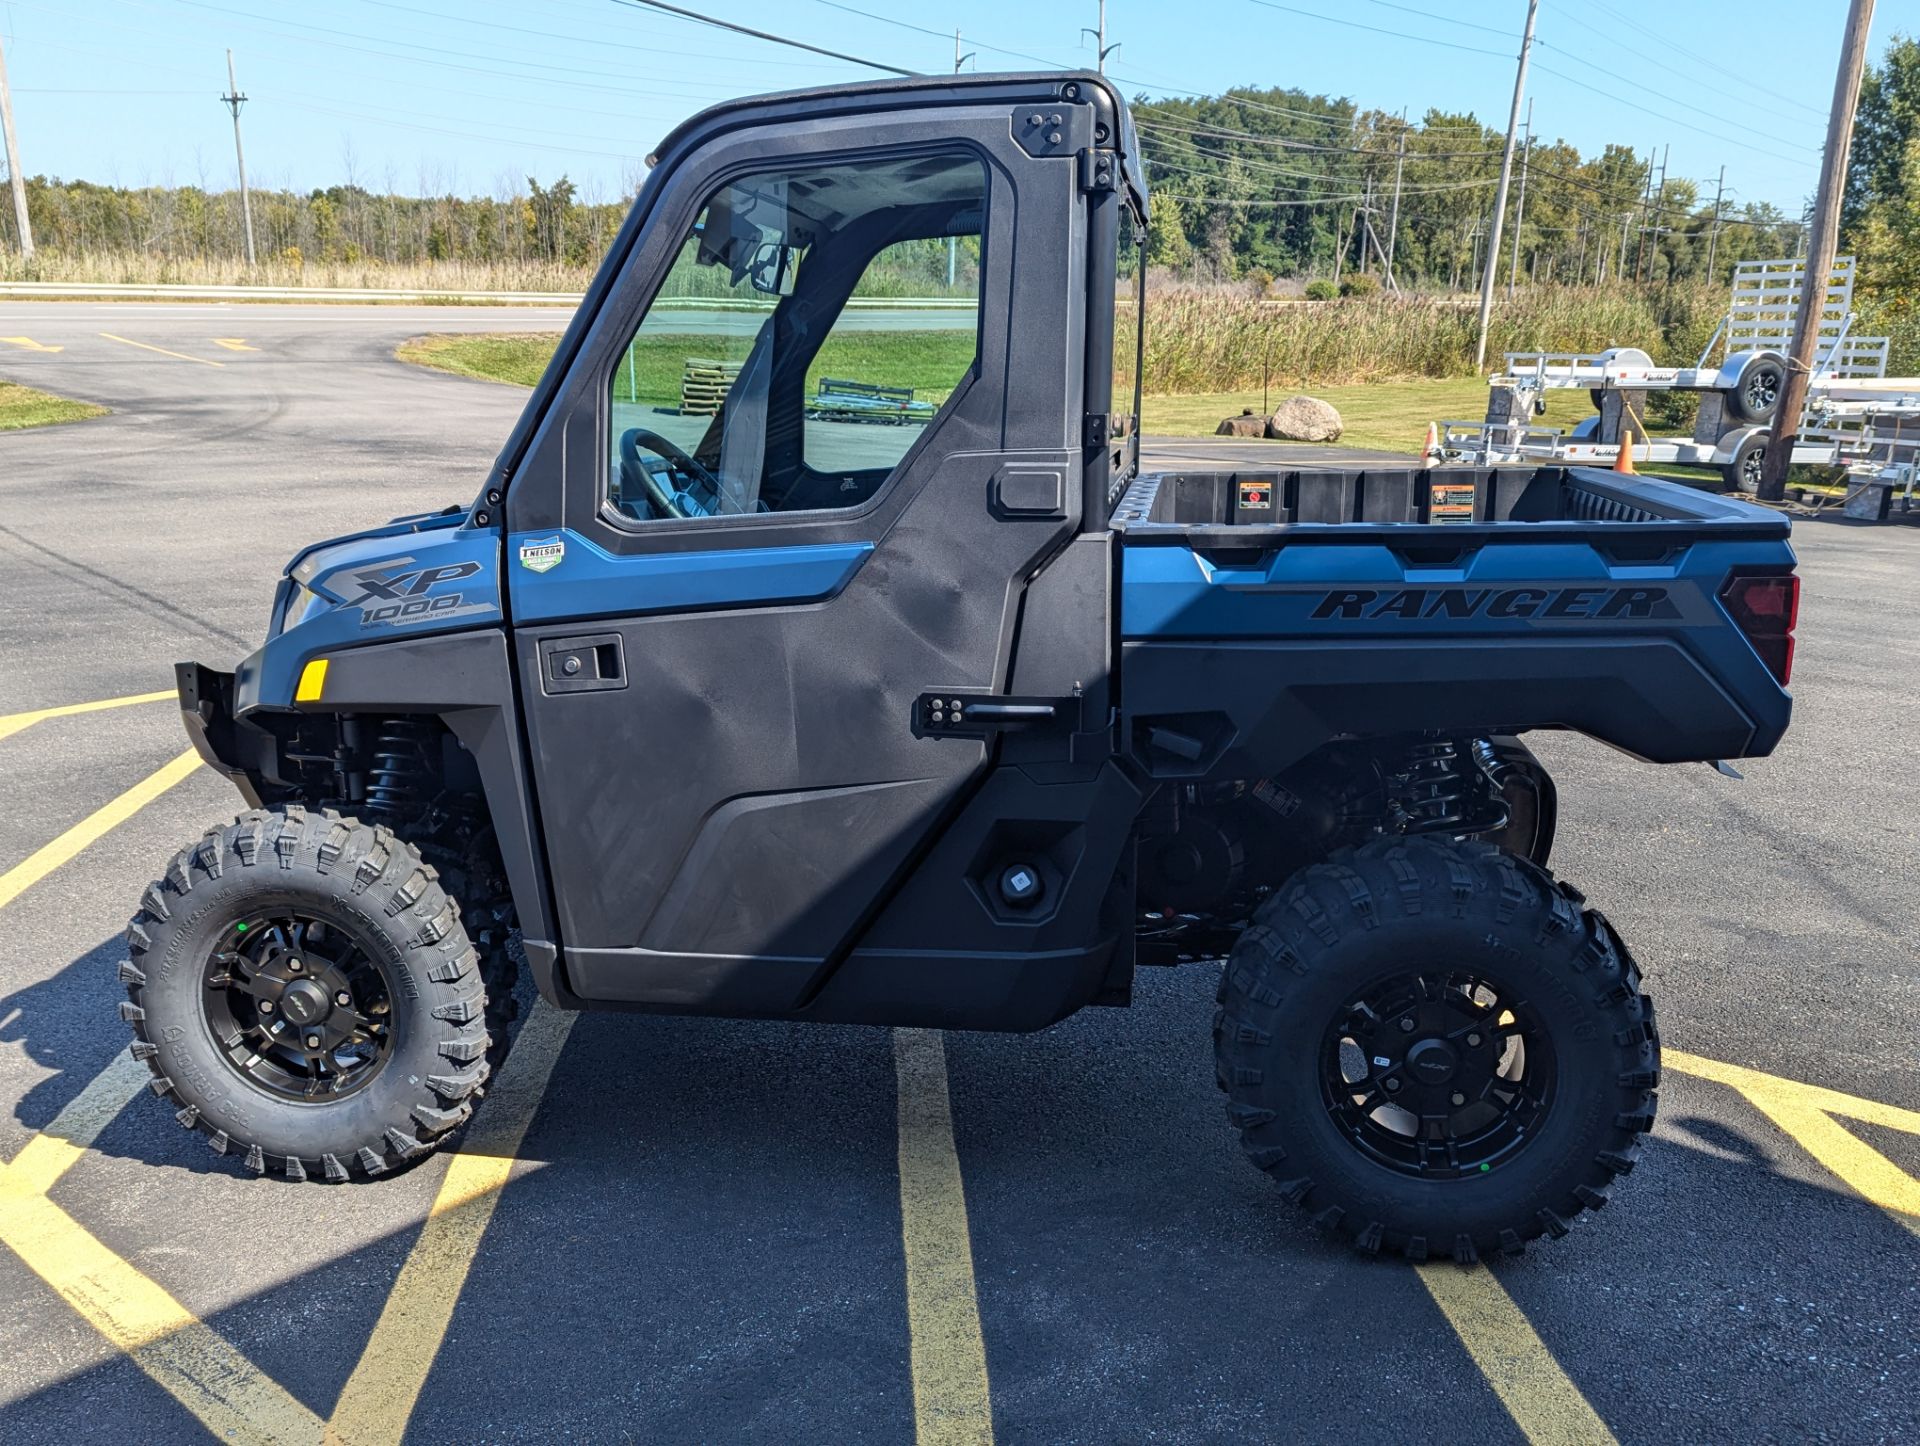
<box><xmin>295</xmin><ymin>658</ymin><xmax>329</xmax><ymax>703</ymax></box>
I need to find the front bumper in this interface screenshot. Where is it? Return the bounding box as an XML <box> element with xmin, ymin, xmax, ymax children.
<box><xmin>176</xmin><ymin>661</ymin><xmax>265</xmax><ymax>806</ymax></box>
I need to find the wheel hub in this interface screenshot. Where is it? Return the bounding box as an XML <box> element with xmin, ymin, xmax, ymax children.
<box><xmin>276</xmin><ymin>975</ymin><xmax>332</xmax><ymax>1028</ymax></box>
<box><xmin>1405</xmin><ymin>1036</ymin><xmax>1460</xmax><ymax>1085</ymax></box>
<box><xmin>202</xmin><ymin>914</ymin><xmax>394</xmax><ymax>1100</ymax></box>
<box><xmin>1321</xmin><ymin>970</ymin><xmax>1554</xmax><ymax>1179</ymax></box>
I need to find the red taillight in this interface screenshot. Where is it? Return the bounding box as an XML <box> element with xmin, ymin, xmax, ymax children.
<box><xmin>1720</xmin><ymin>573</ymin><xmax>1799</xmax><ymax>684</ymax></box>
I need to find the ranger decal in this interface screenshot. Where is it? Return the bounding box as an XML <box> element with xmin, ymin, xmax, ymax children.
<box><xmin>1310</xmin><ymin>586</ymin><xmax>1679</xmax><ymax>622</ymax></box>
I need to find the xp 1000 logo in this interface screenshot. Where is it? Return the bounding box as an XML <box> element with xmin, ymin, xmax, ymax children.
<box><xmin>343</xmin><ymin>560</ymin><xmax>487</xmax><ymax>628</ymax></box>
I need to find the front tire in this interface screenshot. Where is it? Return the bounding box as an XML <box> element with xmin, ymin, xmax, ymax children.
<box><xmin>1215</xmin><ymin>837</ymin><xmax>1657</xmax><ymax>1260</ymax></box>
<box><xmin>121</xmin><ymin>806</ymin><xmax>494</xmax><ymax>1181</ymax></box>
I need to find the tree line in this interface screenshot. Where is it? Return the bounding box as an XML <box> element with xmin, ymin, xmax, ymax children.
<box><xmin>17</xmin><ymin>49</ymin><xmax>1920</xmax><ymax>302</ymax></box>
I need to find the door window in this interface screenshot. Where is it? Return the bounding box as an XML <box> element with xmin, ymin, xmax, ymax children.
<box><xmin>607</xmin><ymin>151</ymin><xmax>986</xmax><ymax>524</ymax></box>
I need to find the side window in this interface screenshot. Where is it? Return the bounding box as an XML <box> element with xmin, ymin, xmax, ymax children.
<box><xmin>607</xmin><ymin>151</ymin><xmax>986</xmax><ymax>525</ymax></box>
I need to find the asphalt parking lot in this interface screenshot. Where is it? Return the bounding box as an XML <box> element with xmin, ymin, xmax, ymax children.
<box><xmin>1</xmin><ymin>304</ymin><xmax>1917</xmax><ymax>1444</ymax></box>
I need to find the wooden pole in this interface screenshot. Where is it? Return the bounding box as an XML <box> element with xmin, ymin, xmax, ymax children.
<box><xmin>1759</xmin><ymin>0</ymin><xmax>1876</xmax><ymax>501</ymax></box>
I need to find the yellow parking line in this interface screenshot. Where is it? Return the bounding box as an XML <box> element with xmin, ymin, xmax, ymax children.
<box><xmin>98</xmin><ymin>333</ymin><xmax>223</xmax><ymax>367</ymax></box>
<box><xmin>4</xmin><ymin>1052</ymin><xmax>150</xmax><ymax>1197</ymax></box>
<box><xmin>0</xmin><ymin>749</ymin><xmax>201</xmax><ymax>911</ymax></box>
<box><xmin>0</xmin><ymin>1179</ymin><xmax>326</xmax><ymax>1442</ymax></box>
<box><xmin>1416</xmin><ymin>1263</ymin><xmax>1617</xmax><ymax>1445</ymax></box>
<box><xmin>1668</xmin><ymin>1050</ymin><xmax>1920</xmax><ymax>1234</ymax></box>
<box><xmin>0</xmin><ymin>336</ymin><xmax>62</xmax><ymax>352</ymax></box>
<box><xmin>0</xmin><ymin>689</ymin><xmax>177</xmax><ymax>744</ymax></box>
<box><xmin>211</xmin><ymin>338</ymin><xmax>257</xmax><ymax>351</ymax></box>
<box><xmin>893</xmin><ymin>1028</ymin><xmax>993</xmax><ymax>1446</ymax></box>
<box><xmin>327</xmin><ymin>1000</ymin><xmax>577</xmax><ymax>1444</ymax></box>
<box><xmin>0</xmin><ymin>1056</ymin><xmax>325</xmax><ymax>1442</ymax></box>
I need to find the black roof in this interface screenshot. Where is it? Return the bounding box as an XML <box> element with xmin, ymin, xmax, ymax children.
<box><xmin>644</xmin><ymin>70</ymin><xmax>1148</xmax><ymax>220</ymax></box>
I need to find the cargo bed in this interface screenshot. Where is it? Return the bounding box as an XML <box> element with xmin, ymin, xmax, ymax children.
<box><xmin>1110</xmin><ymin>465</ymin><xmax>1790</xmax><ymax>546</ymax></box>
<box><xmin>1110</xmin><ymin>465</ymin><xmax>1799</xmax><ymax>776</ymax></box>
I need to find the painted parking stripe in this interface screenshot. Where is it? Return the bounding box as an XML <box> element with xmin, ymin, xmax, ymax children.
<box><xmin>98</xmin><ymin>333</ymin><xmax>223</xmax><ymax>367</ymax></box>
<box><xmin>1416</xmin><ymin>1263</ymin><xmax>1617</xmax><ymax>1445</ymax></box>
<box><xmin>0</xmin><ymin>1057</ymin><xmax>326</xmax><ymax>1443</ymax></box>
<box><xmin>0</xmin><ymin>689</ymin><xmax>176</xmax><ymax>744</ymax></box>
<box><xmin>211</xmin><ymin>338</ymin><xmax>257</xmax><ymax>351</ymax></box>
<box><xmin>0</xmin><ymin>336</ymin><xmax>61</xmax><ymax>352</ymax></box>
<box><xmin>1668</xmin><ymin>1050</ymin><xmax>1920</xmax><ymax>1235</ymax></box>
<box><xmin>893</xmin><ymin>1028</ymin><xmax>994</xmax><ymax>1446</ymax></box>
<box><xmin>328</xmin><ymin>999</ymin><xmax>577</xmax><ymax>1444</ymax></box>
<box><xmin>0</xmin><ymin>750</ymin><xmax>201</xmax><ymax>911</ymax></box>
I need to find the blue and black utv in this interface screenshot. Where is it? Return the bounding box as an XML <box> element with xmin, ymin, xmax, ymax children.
<box><xmin>128</xmin><ymin>73</ymin><xmax>1799</xmax><ymax>1259</ymax></box>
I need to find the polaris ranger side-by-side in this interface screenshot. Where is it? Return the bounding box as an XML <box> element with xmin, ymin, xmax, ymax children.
<box><xmin>128</xmin><ymin>73</ymin><xmax>1799</xmax><ymax>1258</ymax></box>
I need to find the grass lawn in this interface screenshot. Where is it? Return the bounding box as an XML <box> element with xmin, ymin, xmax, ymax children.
<box><xmin>0</xmin><ymin>381</ymin><xmax>106</xmax><ymax>430</ymax></box>
<box><xmin>1141</xmin><ymin>377</ymin><xmax>1597</xmax><ymax>454</ymax></box>
<box><xmin>398</xmin><ymin>330</ymin><xmax>977</xmax><ymax>407</ymax></box>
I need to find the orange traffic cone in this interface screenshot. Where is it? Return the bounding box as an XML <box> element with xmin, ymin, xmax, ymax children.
<box><xmin>1423</xmin><ymin>421</ymin><xmax>1439</xmax><ymax>466</ymax></box>
<box><xmin>1613</xmin><ymin>419</ymin><xmax>1637</xmax><ymax>475</ymax></box>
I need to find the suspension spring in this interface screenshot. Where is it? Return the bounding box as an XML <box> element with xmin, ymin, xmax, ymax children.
<box><xmin>1397</xmin><ymin>737</ymin><xmax>1510</xmax><ymax>836</ymax></box>
<box><xmin>363</xmin><ymin>718</ymin><xmax>436</xmax><ymax>821</ymax></box>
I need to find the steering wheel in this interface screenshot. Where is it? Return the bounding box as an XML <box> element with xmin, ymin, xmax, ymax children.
<box><xmin>618</xmin><ymin>427</ymin><xmax>722</xmax><ymax>520</ymax></box>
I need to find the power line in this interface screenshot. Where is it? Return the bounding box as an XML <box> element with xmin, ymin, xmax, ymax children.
<box><xmin>1240</xmin><ymin>0</ymin><xmax>1512</xmax><ymax>60</ymax></box>
<box><xmin>1586</xmin><ymin>0</ymin><xmax>1826</xmax><ymax>119</ymax></box>
<box><xmin>1531</xmin><ymin>61</ymin><xmax>1815</xmax><ymax>168</ymax></box>
<box><xmin>607</xmin><ymin>0</ymin><xmax>913</xmax><ymax>75</ymax></box>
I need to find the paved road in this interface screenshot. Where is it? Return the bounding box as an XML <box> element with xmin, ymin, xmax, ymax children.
<box><xmin>0</xmin><ymin>305</ymin><xmax>1916</xmax><ymax>1443</ymax></box>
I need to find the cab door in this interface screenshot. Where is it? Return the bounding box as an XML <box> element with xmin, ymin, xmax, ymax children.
<box><xmin>503</xmin><ymin>99</ymin><xmax>1096</xmax><ymax>1013</ymax></box>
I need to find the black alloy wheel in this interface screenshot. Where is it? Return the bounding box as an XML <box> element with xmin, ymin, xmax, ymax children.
<box><xmin>1321</xmin><ymin>971</ymin><xmax>1553</xmax><ymax>1180</ymax></box>
<box><xmin>202</xmin><ymin>911</ymin><xmax>397</xmax><ymax>1101</ymax></box>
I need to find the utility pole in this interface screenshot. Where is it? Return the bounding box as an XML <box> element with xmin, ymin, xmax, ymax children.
<box><xmin>1761</xmin><ymin>0</ymin><xmax>1876</xmax><ymax>501</ymax></box>
<box><xmin>948</xmin><ymin>31</ymin><xmax>975</xmax><ymax>288</ymax></box>
<box><xmin>1507</xmin><ymin>98</ymin><xmax>1533</xmax><ymax>296</ymax></box>
<box><xmin>1473</xmin><ymin>0</ymin><xmax>1539</xmax><ymax>370</ymax></box>
<box><xmin>1385</xmin><ymin>111</ymin><xmax>1406</xmax><ymax>280</ymax></box>
<box><xmin>221</xmin><ymin>49</ymin><xmax>256</xmax><ymax>267</ymax></box>
<box><xmin>1705</xmin><ymin>165</ymin><xmax>1726</xmax><ymax>282</ymax></box>
<box><xmin>1640</xmin><ymin>144</ymin><xmax>1669</xmax><ymax>283</ymax></box>
<box><xmin>0</xmin><ymin>31</ymin><xmax>33</xmax><ymax>257</ymax></box>
<box><xmin>1081</xmin><ymin>0</ymin><xmax>1119</xmax><ymax>72</ymax></box>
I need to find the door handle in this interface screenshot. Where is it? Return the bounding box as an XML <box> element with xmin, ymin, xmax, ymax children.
<box><xmin>915</xmin><ymin>693</ymin><xmax>1065</xmax><ymax>737</ymax></box>
<box><xmin>541</xmin><ymin>633</ymin><xmax>627</xmax><ymax>694</ymax></box>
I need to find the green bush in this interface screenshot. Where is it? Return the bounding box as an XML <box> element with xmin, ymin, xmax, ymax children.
<box><xmin>1338</xmin><ymin>273</ymin><xmax>1381</xmax><ymax>299</ymax></box>
<box><xmin>1303</xmin><ymin>278</ymin><xmax>1338</xmax><ymax>301</ymax></box>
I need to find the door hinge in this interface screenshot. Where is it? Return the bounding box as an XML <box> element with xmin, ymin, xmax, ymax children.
<box><xmin>1080</xmin><ymin>147</ymin><xmax>1120</xmax><ymax>193</ymax></box>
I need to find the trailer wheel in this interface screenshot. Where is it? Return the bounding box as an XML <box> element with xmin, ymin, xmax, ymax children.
<box><xmin>1725</xmin><ymin>432</ymin><xmax>1768</xmax><ymax>493</ymax></box>
<box><xmin>121</xmin><ymin>807</ymin><xmax>494</xmax><ymax>1181</ymax></box>
<box><xmin>1725</xmin><ymin>356</ymin><xmax>1785</xmax><ymax>424</ymax></box>
<box><xmin>1214</xmin><ymin>836</ymin><xmax>1657</xmax><ymax>1260</ymax></box>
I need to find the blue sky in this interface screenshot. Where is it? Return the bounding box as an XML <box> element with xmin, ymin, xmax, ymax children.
<box><xmin>0</xmin><ymin>0</ymin><xmax>1909</xmax><ymax>212</ymax></box>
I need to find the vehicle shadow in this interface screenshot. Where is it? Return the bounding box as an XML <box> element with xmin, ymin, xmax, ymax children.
<box><xmin>2</xmin><ymin>947</ymin><xmax>1919</xmax><ymax>1440</ymax></box>
<box><xmin>0</xmin><ymin>932</ymin><xmax>139</xmax><ymax>1138</ymax></box>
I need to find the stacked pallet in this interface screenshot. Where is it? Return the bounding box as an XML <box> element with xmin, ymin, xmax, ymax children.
<box><xmin>679</xmin><ymin>357</ymin><xmax>743</xmax><ymax>416</ymax></box>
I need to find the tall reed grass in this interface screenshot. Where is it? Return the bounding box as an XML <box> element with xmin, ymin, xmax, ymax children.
<box><xmin>1115</xmin><ymin>282</ymin><xmax>1725</xmax><ymax>395</ymax></box>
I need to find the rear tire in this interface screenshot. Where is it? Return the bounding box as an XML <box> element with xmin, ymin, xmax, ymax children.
<box><xmin>122</xmin><ymin>806</ymin><xmax>494</xmax><ymax>1181</ymax></box>
<box><xmin>1214</xmin><ymin>836</ymin><xmax>1657</xmax><ymax>1260</ymax></box>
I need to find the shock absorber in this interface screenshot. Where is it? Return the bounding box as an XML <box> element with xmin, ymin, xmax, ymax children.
<box><xmin>363</xmin><ymin>717</ymin><xmax>437</xmax><ymax>822</ymax></box>
<box><xmin>1396</xmin><ymin>737</ymin><xmax>1510</xmax><ymax>836</ymax></box>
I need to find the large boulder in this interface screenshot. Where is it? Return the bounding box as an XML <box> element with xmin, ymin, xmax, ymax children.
<box><xmin>1216</xmin><ymin>410</ymin><xmax>1266</xmax><ymax>438</ymax></box>
<box><xmin>1267</xmin><ymin>394</ymin><xmax>1344</xmax><ymax>443</ymax></box>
